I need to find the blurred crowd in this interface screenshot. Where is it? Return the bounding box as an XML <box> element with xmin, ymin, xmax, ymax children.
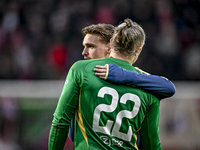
<box><xmin>0</xmin><ymin>1</ymin><xmax>200</xmax><ymax>149</ymax></box>
<box><xmin>0</xmin><ymin>0</ymin><xmax>200</xmax><ymax>80</ymax></box>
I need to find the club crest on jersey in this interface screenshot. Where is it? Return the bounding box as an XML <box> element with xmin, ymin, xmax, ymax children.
<box><xmin>65</xmin><ymin>79</ymin><xmax>69</xmax><ymax>85</ymax></box>
<box><xmin>100</xmin><ymin>135</ymin><xmax>123</xmax><ymax>147</ymax></box>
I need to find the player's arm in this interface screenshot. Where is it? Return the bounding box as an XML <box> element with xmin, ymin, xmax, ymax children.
<box><xmin>48</xmin><ymin>65</ymin><xmax>80</xmax><ymax>150</ymax></box>
<box><xmin>139</xmin><ymin>98</ymin><xmax>162</xmax><ymax>150</ymax></box>
<box><xmin>94</xmin><ymin>64</ymin><xmax>176</xmax><ymax>100</ymax></box>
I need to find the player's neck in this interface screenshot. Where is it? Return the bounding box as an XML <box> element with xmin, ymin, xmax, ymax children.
<box><xmin>110</xmin><ymin>50</ymin><xmax>135</xmax><ymax>64</ymax></box>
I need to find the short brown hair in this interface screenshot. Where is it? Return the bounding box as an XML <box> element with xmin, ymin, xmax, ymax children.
<box><xmin>82</xmin><ymin>24</ymin><xmax>115</xmax><ymax>44</ymax></box>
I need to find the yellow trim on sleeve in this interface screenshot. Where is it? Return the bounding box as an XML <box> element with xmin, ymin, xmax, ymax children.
<box><xmin>160</xmin><ymin>76</ymin><xmax>169</xmax><ymax>80</ymax></box>
<box><xmin>135</xmin><ymin>67</ymin><xmax>150</xmax><ymax>75</ymax></box>
<box><xmin>135</xmin><ymin>67</ymin><xmax>169</xmax><ymax>80</ymax></box>
<box><xmin>104</xmin><ymin>64</ymin><xmax>109</xmax><ymax>80</ymax></box>
<box><xmin>76</xmin><ymin>90</ymin><xmax>89</xmax><ymax>147</ymax></box>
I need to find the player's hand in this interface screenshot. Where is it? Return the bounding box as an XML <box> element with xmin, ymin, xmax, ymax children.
<box><xmin>94</xmin><ymin>65</ymin><xmax>108</xmax><ymax>79</ymax></box>
<box><xmin>95</xmin><ymin>64</ymin><xmax>127</xmax><ymax>83</ymax></box>
<box><xmin>94</xmin><ymin>64</ymin><xmax>127</xmax><ymax>83</ymax></box>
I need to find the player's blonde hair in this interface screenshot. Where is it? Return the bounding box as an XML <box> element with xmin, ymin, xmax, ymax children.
<box><xmin>111</xmin><ymin>18</ymin><xmax>146</xmax><ymax>57</ymax></box>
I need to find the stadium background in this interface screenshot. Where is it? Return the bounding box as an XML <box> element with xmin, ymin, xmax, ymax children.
<box><xmin>0</xmin><ymin>0</ymin><xmax>199</xmax><ymax>149</ymax></box>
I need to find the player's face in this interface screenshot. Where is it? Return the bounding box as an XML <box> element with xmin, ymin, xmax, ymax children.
<box><xmin>82</xmin><ymin>34</ymin><xmax>110</xmax><ymax>60</ymax></box>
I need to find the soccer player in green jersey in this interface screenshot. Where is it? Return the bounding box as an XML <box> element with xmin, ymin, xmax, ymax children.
<box><xmin>67</xmin><ymin>22</ymin><xmax>175</xmax><ymax>148</ymax></box>
<box><xmin>48</xmin><ymin>18</ymin><xmax>163</xmax><ymax>149</ymax></box>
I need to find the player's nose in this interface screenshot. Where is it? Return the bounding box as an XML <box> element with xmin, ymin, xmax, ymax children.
<box><xmin>82</xmin><ymin>48</ymin><xmax>88</xmax><ymax>56</ymax></box>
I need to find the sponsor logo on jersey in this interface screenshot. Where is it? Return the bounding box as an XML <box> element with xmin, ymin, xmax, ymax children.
<box><xmin>100</xmin><ymin>135</ymin><xmax>123</xmax><ymax>147</ymax></box>
<box><xmin>65</xmin><ymin>79</ymin><xmax>69</xmax><ymax>85</ymax></box>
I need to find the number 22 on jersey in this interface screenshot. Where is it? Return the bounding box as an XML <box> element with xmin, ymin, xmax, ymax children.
<box><xmin>93</xmin><ymin>87</ymin><xmax>141</xmax><ymax>142</ymax></box>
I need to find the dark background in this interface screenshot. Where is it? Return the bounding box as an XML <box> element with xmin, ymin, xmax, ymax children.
<box><xmin>0</xmin><ymin>0</ymin><xmax>200</xmax><ymax>81</ymax></box>
<box><xmin>0</xmin><ymin>0</ymin><xmax>200</xmax><ymax>150</ymax></box>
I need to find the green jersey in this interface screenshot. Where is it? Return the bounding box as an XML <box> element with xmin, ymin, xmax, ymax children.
<box><xmin>48</xmin><ymin>57</ymin><xmax>162</xmax><ymax>150</ymax></box>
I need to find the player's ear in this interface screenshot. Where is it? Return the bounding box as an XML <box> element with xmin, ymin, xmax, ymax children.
<box><xmin>106</xmin><ymin>43</ymin><xmax>111</xmax><ymax>52</ymax></box>
<box><xmin>135</xmin><ymin>46</ymin><xmax>142</xmax><ymax>56</ymax></box>
<box><xmin>110</xmin><ymin>38</ymin><xmax>113</xmax><ymax>44</ymax></box>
